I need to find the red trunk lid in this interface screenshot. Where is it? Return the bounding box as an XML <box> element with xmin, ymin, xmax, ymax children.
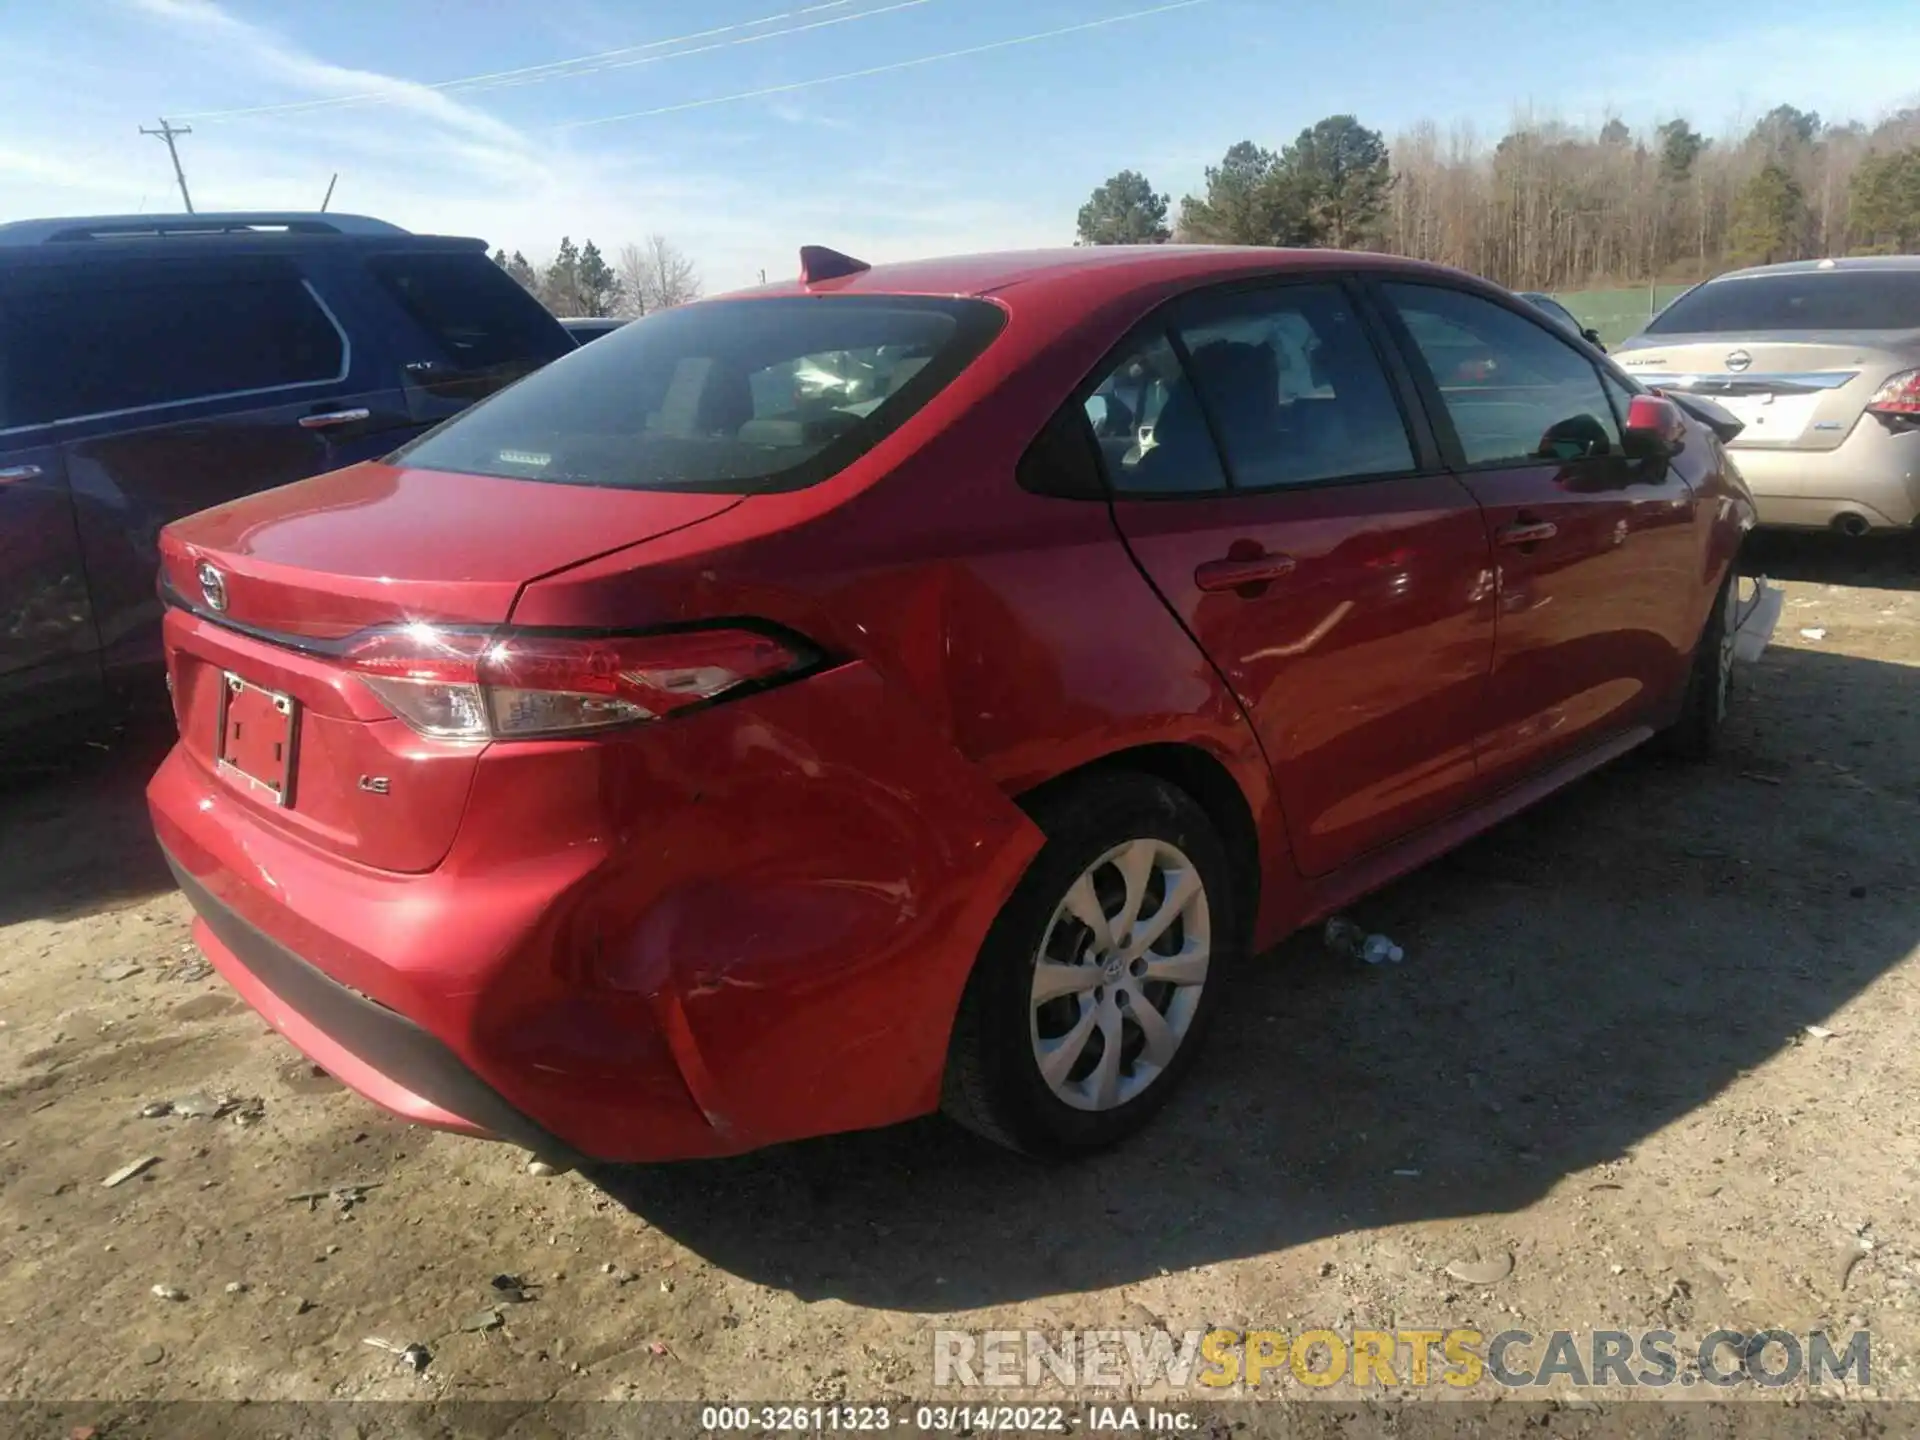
<box><xmin>158</xmin><ymin>462</ymin><xmax>741</xmax><ymax>873</ymax></box>
<box><xmin>160</xmin><ymin>461</ymin><xmax>739</xmax><ymax>638</ymax></box>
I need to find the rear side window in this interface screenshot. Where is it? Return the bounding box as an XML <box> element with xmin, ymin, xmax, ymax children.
<box><xmin>1171</xmin><ymin>283</ymin><xmax>1415</xmax><ymax>489</ymax></box>
<box><xmin>1645</xmin><ymin>271</ymin><xmax>1920</xmax><ymax>333</ymax></box>
<box><xmin>0</xmin><ymin>258</ymin><xmax>344</xmax><ymax>428</ymax></box>
<box><xmin>366</xmin><ymin>251</ymin><xmax>574</xmax><ymax>372</ymax></box>
<box><xmin>391</xmin><ymin>296</ymin><xmax>1006</xmax><ymax>493</ymax></box>
<box><xmin>1083</xmin><ymin>329</ymin><xmax>1230</xmax><ymax>496</ymax></box>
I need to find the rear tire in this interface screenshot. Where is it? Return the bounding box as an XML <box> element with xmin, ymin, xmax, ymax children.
<box><xmin>941</xmin><ymin>772</ymin><xmax>1239</xmax><ymax>1158</ymax></box>
<box><xmin>1660</xmin><ymin>567</ymin><xmax>1737</xmax><ymax>761</ymax></box>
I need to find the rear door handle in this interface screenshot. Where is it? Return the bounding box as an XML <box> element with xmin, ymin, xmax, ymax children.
<box><xmin>1497</xmin><ymin>519</ymin><xmax>1558</xmax><ymax>547</ymax></box>
<box><xmin>298</xmin><ymin>408</ymin><xmax>372</xmax><ymax>430</ymax></box>
<box><xmin>0</xmin><ymin>464</ymin><xmax>44</xmax><ymax>484</ymax></box>
<box><xmin>1195</xmin><ymin>554</ymin><xmax>1296</xmax><ymax>592</ymax></box>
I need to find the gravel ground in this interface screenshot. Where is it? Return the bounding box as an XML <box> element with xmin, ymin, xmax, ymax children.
<box><xmin>1</xmin><ymin>532</ymin><xmax>1916</xmax><ymax>1412</ymax></box>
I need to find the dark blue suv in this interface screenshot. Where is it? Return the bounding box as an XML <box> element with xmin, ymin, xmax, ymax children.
<box><xmin>0</xmin><ymin>212</ymin><xmax>574</xmax><ymax>739</ymax></box>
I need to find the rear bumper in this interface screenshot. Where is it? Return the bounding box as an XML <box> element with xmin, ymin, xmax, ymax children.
<box><xmin>1729</xmin><ymin>422</ymin><xmax>1920</xmax><ymax>530</ymax></box>
<box><xmin>148</xmin><ymin>660</ymin><xmax>1043</xmax><ymax>1163</ymax></box>
<box><xmin>163</xmin><ymin>846</ymin><xmax>587</xmax><ymax>1167</ymax></box>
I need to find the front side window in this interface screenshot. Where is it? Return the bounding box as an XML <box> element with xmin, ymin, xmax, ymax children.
<box><xmin>1598</xmin><ymin>367</ymin><xmax>1641</xmax><ymax>430</ymax></box>
<box><xmin>1382</xmin><ymin>283</ymin><xmax>1622</xmax><ymax>468</ymax></box>
<box><xmin>1171</xmin><ymin>283</ymin><xmax>1415</xmax><ymax>489</ymax></box>
<box><xmin>0</xmin><ymin>258</ymin><xmax>343</xmax><ymax>428</ymax></box>
<box><xmin>392</xmin><ymin>295</ymin><xmax>1005</xmax><ymax>493</ymax></box>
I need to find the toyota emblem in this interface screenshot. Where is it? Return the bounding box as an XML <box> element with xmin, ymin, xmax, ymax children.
<box><xmin>197</xmin><ymin>561</ymin><xmax>228</xmax><ymax>613</ymax></box>
<box><xmin>1725</xmin><ymin>349</ymin><xmax>1753</xmax><ymax>373</ymax></box>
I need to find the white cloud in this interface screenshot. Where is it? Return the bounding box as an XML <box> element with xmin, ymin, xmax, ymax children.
<box><xmin>0</xmin><ymin>145</ymin><xmax>155</xmax><ymax>200</ymax></box>
<box><xmin>1571</xmin><ymin>22</ymin><xmax>1919</xmax><ymax>134</ymax></box>
<box><xmin>126</xmin><ymin>0</ymin><xmax>528</xmax><ymax>153</ymax></box>
<box><xmin>0</xmin><ymin>0</ymin><xmax>1069</xmax><ymax>288</ymax></box>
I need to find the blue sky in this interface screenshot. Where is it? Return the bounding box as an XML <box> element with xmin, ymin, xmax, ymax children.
<box><xmin>4</xmin><ymin>0</ymin><xmax>1915</xmax><ymax>291</ymax></box>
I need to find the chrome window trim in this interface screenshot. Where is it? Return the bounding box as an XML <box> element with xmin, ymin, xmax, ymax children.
<box><xmin>0</xmin><ymin>277</ymin><xmax>352</xmax><ymax>438</ymax></box>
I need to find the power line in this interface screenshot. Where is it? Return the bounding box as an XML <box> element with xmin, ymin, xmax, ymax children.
<box><xmin>139</xmin><ymin>118</ymin><xmax>195</xmax><ymax>213</ymax></box>
<box><xmin>172</xmin><ymin>0</ymin><xmax>929</xmax><ymax>122</ymax></box>
<box><xmin>558</xmin><ymin>0</ymin><xmax>1214</xmax><ymax>131</ymax></box>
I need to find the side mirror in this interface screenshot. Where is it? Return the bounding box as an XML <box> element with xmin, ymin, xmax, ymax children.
<box><xmin>1582</xmin><ymin>328</ymin><xmax>1607</xmax><ymax>352</ymax></box>
<box><xmin>1623</xmin><ymin>393</ymin><xmax>1687</xmax><ymax>459</ymax></box>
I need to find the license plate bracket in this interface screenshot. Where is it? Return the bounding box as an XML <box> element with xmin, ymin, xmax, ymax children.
<box><xmin>215</xmin><ymin>672</ymin><xmax>299</xmax><ymax>807</ymax></box>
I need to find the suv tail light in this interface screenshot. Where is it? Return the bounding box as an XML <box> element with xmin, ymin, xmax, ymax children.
<box><xmin>341</xmin><ymin>624</ymin><xmax>814</xmax><ymax>740</ymax></box>
<box><xmin>1866</xmin><ymin>369</ymin><xmax>1920</xmax><ymax>418</ymax></box>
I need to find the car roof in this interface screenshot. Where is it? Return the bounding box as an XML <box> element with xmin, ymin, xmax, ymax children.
<box><xmin>1706</xmin><ymin>254</ymin><xmax>1920</xmax><ymax>282</ymax></box>
<box><xmin>740</xmin><ymin>245</ymin><xmax>1475</xmax><ymax>302</ymax></box>
<box><xmin>0</xmin><ymin>212</ymin><xmax>488</xmax><ymax>268</ymax></box>
<box><xmin>0</xmin><ymin>212</ymin><xmax>410</xmax><ymax>246</ymax></box>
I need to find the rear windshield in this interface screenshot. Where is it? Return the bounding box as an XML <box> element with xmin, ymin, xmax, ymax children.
<box><xmin>1645</xmin><ymin>270</ymin><xmax>1920</xmax><ymax>334</ymax></box>
<box><xmin>366</xmin><ymin>251</ymin><xmax>574</xmax><ymax>372</ymax></box>
<box><xmin>390</xmin><ymin>295</ymin><xmax>1006</xmax><ymax>493</ymax></box>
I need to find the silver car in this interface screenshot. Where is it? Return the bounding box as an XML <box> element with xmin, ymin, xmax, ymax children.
<box><xmin>1614</xmin><ymin>256</ymin><xmax>1920</xmax><ymax>534</ymax></box>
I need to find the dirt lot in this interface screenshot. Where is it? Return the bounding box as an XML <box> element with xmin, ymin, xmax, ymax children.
<box><xmin>2</xmin><ymin>533</ymin><xmax>1917</xmax><ymax>1411</ymax></box>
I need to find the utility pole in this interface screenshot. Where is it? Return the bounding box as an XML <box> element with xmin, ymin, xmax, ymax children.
<box><xmin>139</xmin><ymin>118</ymin><xmax>195</xmax><ymax>213</ymax></box>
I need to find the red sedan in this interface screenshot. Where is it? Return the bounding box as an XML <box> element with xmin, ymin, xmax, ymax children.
<box><xmin>148</xmin><ymin>245</ymin><xmax>1753</xmax><ymax>1163</ymax></box>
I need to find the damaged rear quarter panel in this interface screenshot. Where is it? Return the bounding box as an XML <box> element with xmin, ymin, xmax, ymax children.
<box><xmin>569</xmin><ymin>661</ymin><xmax>1044</xmax><ymax>1151</ymax></box>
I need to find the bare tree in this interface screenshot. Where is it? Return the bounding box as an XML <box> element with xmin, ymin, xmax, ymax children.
<box><xmin>1124</xmin><ymin>106</ymin><xmax>1919</xmax><ymax>296</ymax></box>
<box><xmin>616</xmin><ymin>244</ymin><xmax>650</xmax><ymax>318</ymax></box>
<box><xmin>619</xmin><ymin>235</ymin><xmax>703</xmax><ymax>317</ymax></box>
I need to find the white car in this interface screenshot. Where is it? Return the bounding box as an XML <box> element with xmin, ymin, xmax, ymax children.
<box><xmin>1614</xmin><ymin>256</ymin><xmax>1920</xmax><ymax>534</ymax></box>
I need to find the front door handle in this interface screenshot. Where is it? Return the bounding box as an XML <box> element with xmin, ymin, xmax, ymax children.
<box><xmin>1497</xmin><ymin>518</ymin><xmax>1558</xmax><ymax>547</ymax></box>
<box><xmin>0</xmin><ymin>464</ymin><xmax>44</xmax><ymax>484</ymax></box>
<box><xmin>298</xmin><ymin>407</ymin><xmax>373</xmax><ymax>430</ymax></box>
<box><xmin>1195</xmin><ymin>553</ymin><xmax>1296</xmax><ymax>593</ymax></box>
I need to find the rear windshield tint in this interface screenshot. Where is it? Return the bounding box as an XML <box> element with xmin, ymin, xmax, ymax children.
<box><xmin>390</xmin><ymin>296</ymin><xmax>1006</xmax><ymax>493</ymax></box>
<box><xmin>1646</xmin><ymin>270</ymin><xmax>1920</xmax><ymax>334</ymax></box>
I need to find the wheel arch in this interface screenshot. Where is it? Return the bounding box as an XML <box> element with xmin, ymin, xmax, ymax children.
<box><xmin>1011</xmin><ymin>741</ymin><xmax>1263</xmax><ymax>951</ymax></box>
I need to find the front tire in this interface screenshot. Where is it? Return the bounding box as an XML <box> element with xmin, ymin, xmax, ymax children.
<box><xmin>1661</xmin><ymin>566</ymin><xmax>1738</xmax><ymax>760</ymax></box>
<box><xmin>941</xmin><ymin>772</ymin><xmax>1238</xmax><ymax>1158</ymax></box>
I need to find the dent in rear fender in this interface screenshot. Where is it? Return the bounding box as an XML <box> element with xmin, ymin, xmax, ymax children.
<box><xmin>578</xmin><ymin>660</ymin><xmax>1044</xmax><ymax>1149</ymax></box>
<box><xmin>938</xmin><ymin>534</ymin><xmax>1290</xmax><ymax>948</ymax></box>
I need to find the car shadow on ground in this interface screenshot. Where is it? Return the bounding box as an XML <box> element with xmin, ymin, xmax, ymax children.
<box><xmin>1743</xmin><ymin>529</ymin><xmax>1918</xmax><ymax>591</ymax></box>
<box><xmin>3</xmin><ymin>538</ymin><xmax>1911</xmax><ymax>1308</ymax></box>
<box><xmin>593</xmin><ymin>639</ymin><xmax>1919</xmax><ymax>1312</ymax></box>
<box><xmin>0</xmin><ymin>708</ymin><xmax>178</xmax><ymax>927</ymax></box>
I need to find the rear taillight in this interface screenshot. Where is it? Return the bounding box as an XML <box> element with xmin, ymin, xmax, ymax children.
<box><xmin>1866</xmin><ymin>369</ymin><xmax>1920</xmax><ymax>418</ymax></box>
<box><xmin>340</xmin><ymin>623</ymin><xmax>813</xmax><ymax>740</ymax></box>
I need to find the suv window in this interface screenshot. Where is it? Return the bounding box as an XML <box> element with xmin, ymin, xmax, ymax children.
<box><xmin>1083</xmin><ymin>329</ymin><xmax>1229</xmax><ymax>496</ymax></box>
<box><xmin>1382</xmin><ymin>283</ymin><xmax>1622</xmax><ymax>468</ymax></box>
<box><xmin>392</xmin><ymin>295</ymin><xmax>1005</xmax><ymax>493</ymax></box>
<box><xmin>0</xmin><ymin>257</ymin><xmax>344</xmax><ymax>428</ymax></box>
<box><xmin>1171</xmin><ymin>283</ymin><xmax>1414</xmax><ymax>489</ymax></box>
<box><xmin>1523</xmin><ymin>293</ymin><xmax>1583</xmax><ymax>336</ymax></box>
<box><xmin>1645</xmin><ymin>270</ymin><xmax>1920</xmax><ymax>334</ymax></box>
<box><xmin>366</xmin><ymin>251</ymin><xmax>574</xmax><ymax>374</ymax></box>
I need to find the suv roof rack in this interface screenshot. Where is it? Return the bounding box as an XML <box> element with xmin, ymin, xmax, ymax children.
<box><xmin>0</xmin><ymin>212</ymin><xmax>410</xmax><ymax>246</ymax></box>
